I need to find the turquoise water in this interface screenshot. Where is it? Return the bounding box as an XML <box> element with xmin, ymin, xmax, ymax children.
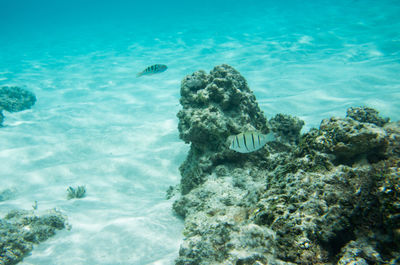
<box><xmin>0</xmin><ymin>0</ymin><xmax>399</xmax><ymax>264</ymax></box>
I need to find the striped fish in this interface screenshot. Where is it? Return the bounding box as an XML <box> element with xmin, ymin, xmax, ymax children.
<box><xmin>136</xmin><ymin>64</ymin><xmax>168</xmax><ymax>77</ymax></box>
<box><xmin>228</xmin><ymin>131</ymin><xmax>275</xmax><ymax>153</ymax></box>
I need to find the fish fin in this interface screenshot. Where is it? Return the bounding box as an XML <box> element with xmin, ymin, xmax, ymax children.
<box><xmin>257</xmin><ymin>132</ymin><xmax>275</xmax><ymax>147</ymax></box>
<box><xmin>136</xmin><ymin>72</ymin><xmax>143</xmax><ymax>78</ymax></box>
<box><xmin>265</xmin><ymin>132</ymin><xmax>275</xmax><ymax>142</ymax></box>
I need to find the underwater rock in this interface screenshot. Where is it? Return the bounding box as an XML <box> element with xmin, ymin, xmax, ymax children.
<box><xmin>173</xmin><ymin>65</ymin><xmax>400</xmax><ymax>265</ymax></box>
<box><xmin>0</xmin><ymin>86</ymin><xmax>36</xmax><ymax>126</ymax></box>
<box><xmin>177</xmin><ymin>64</ymin><xmax>268</xmax><ymax>194</ymax></box>
<box><xmin>0</xmin><ymin>209</ymin><xmax>67</xmax><ymax>265</ymax></box>
<box><xmin>300</xmin><ymin>109</ymin><xmax>388</xmax><ymax>164</ymax></box>
<box><xmin>337</xmin><ymin>238</ymin><xmax>386</xmax><ymax>265</ymax></box>
<box><xmin>269</xmin><ymin>113</ymin><xmax>304</xmax><ymax>144</ymax></box>
<box><xmin>0</xmin><ymin>86</ymin><xmax>36</xmax><ymax>113</ymax></box>
<box><xmin>346</xmin><ymin>106</ymin><xmax>389</xmax><ymax>127</ymax></box>
<box><xmin>383</xmin><ymin>121</ymin><xmax>400</xmax><ymax>158</ymax></box>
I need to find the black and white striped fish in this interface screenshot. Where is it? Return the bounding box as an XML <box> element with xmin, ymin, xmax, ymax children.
<box><xmin>228</xmin><ymin>131</ymin><xmax>275</xmax><ymax>153</ymax></box>
<box><xmin>136</xmin><ymin>64</ymin><xmax>167</xmax><ymax>77</ymax></box>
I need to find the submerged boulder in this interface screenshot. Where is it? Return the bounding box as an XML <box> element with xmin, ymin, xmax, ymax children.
<box><xmin>269</xmin><ymin>113</ymin><xmax>304</xmax><ymax>144</ymax></box>
<box><xmin>0</xmin><ymin>86</ymin><xmax>36</xmax><ymax>126</ymax></box>
<box><xmin>172</xmin><ymin>65</ymin><xmax>400</xmax><ymax>265</ymax></box>
<box><xmin>300</xmin><ymin>108</ymin><xmax>389</xmax><ymax>164</ymax></box>
<box><xmin>177</xmin><ymin>64</ymin><xmax>269</xmax><ymax>194</ymax></box>
<box><xmin>0</xmin><ymin>209</ymin><xmax>67</xmax><ymax>265</ymax></box>
<box><xmin>0</xmin><ymin>86</ymin><xmax>36</xmax><ymax>113</ymax></box>
<box><xmin>346</xmin><ymin>106</ymin><xmax>389</xmax><ymax>127</ymax></box>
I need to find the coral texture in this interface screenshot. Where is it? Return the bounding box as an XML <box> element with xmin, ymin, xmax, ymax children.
<box><xmin>173</xmin><ymin>65</ymin><xmax>400</xmax><ymax>265</ymax></box>
<box><xmin>346</xmin><ymin>106</ymin><xmax>389</xmax><ymax>127</ymax></box>
<box><xmin>269</xmin><ymin>113</ymin><xmax>304</xmax><ymax>144</ymax></box>
<box><xmin>0</xmin><ymin>86</ymin><xmax>36</xmax><ymax>126</ymax></box>
<box><xmin>0</xmin><ymin>86</ymin><xmax>36</xmax><ymax>113</ymax></box>
<box><xmin>0</xmin><ymin>209</ymin><xmax>67</xmax><ymax>265</ymax></box>
<box><xmin>177</xmin><ymin>64</ymin><xmax>268</xmax><ymax>194</ymax></box>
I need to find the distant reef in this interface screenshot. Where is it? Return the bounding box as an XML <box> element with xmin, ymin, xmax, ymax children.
<box><xmin>0</xmin><ymin>86</ymin><xmax>36</xmax><ymax>126</ymax></box>
<box><xmin>172</xmin><ymin>64</ymin><xmax>400</xmax><ymax>264</ymax></box>
<box><xmin>0</xmin><ymin>209</ymin><xmax>67</xmax><ymax>265</ymax></box>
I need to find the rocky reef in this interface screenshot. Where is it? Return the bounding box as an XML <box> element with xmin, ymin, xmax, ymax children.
<box><xmin>177</xmin><ymin>65</ymin><xmax>268</xmax><ymax>195</ymax></box>
<box><xmin>0</xmin><ymin>86</ymin><xmax>36</xmax><ymax>126</ymax></box>
<box><xmin>172</xmin><ymin>64</ymin><xmax>400</xmax><ymax>264</ymax></box>
<box><xmin>0</xmin><ymin>209</ymin><xmax>67</xmax><ymax>265</ymax></box>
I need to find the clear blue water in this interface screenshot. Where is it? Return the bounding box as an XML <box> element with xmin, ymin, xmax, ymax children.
<box><xmin>0</xmin><ymin>0</ymin><xmax>399</xmax><ymax>264</ymax></box>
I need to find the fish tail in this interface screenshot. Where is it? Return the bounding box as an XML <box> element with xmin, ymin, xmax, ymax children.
<box><xmin>265</xmin><ymin>132</ymin><xmax>275</xmax><ymax>142</ymax></box>
<box><xmin>136</xmin><ymin>72</ymin><xmax>142</xmax><ymax>78</ymax></box>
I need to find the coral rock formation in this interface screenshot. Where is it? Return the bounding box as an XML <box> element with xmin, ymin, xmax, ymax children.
<box><xmin>177</xmin><ymin>64</ymin><xmax>268</xmax><ymax>195</ymax></box>
<box><xmin>0</xmin><ymin>209</ymin><xmax>67</xmax><ymax>265</ymax></box>
<box><xmin>301</xmin><ymin>115</ymin><xmax>388</xmax><ymax>164</ymax></box>
<box><xmin>0</xmin><ymin>86</ymin><xmax>36</xmax><ymax>126</ymax></box>
<box><xmin>0</xmin><ymin>86</ymin><xmax>36</xmax><ymax>113</ymax></box>
<box><xmin>269</xmin><ymin>113</ymin><xmax>304</xmax><ymax>144</ymax></box>
<box><xmin>173</xmin><ymin>65</ymin><xmax>400</xmax><ymax>265</ymax></box>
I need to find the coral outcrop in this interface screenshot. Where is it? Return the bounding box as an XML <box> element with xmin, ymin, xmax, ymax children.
<box><xmin>177</xmin><ymin>64</ymin><xmax>268</xmax><ymax>195</ymax></box>
<box><xmin>300</xmin><ymin>115</ymin><xmax>388</xmax><ymax>164</ymax></box>
<box><xmin>0</xmin><ymin>209</ymin><xmax>67</xmax><ymax>265</ymax></box>
<box><xmin>0</xmin><ymin>86</ymin><xmax>36</xmax><ymax>126</ymax></box>
<box><xmin>269</xmin><ymin>113</ymin><xmax>304</xmax><ymax>145</ymax></box>
<box><xmin>346</xmin><ymin>106</ymin><xmax>389</xmax><ymax>127</ymax></box>
<box><xmin>172</xmin><ymin>65</ymin><xmax>400</xmax><ymax>264</ymax></box>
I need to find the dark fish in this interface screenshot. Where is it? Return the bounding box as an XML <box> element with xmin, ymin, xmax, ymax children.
<box><xmin>136</xmin><ymin>64</ymin><xmax>167</xmax><ymax>77</ymax></box>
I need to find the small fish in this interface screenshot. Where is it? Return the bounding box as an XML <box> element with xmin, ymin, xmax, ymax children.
<box><xmin>228</xmin><ymin>131</ymin><xmax>275</xmax><ymax>153</ymax></box>
<box><xmin>136</xmin><ymin>64</ymin><xmax>167</xmax><ymax>77</ymax></box>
